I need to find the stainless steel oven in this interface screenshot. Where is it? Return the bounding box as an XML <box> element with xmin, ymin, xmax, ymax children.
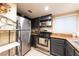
<box><xmin>36</xmin><ymin>32</ymin><xmax>51</xmax><ymax>55</ymax></box>
<box><xmin>38</xmin><ymin>38</ymin><xmax>48</xmax><ymax>47</ymax></box>
<box><xmin>36</xmin><ymin>37</ymin><xmax>50</xmax><ymax>52</ymax></box>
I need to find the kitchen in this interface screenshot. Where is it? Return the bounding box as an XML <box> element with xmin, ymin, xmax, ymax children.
<box><xmin>0</xmin><ymin>3</ymin><xmax>79</xmax><ymax>56</ymax></box>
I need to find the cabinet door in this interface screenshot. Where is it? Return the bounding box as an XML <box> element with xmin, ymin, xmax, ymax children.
<box><xmin>51</xmin><ymin>44</ymin><xmax>64</xmax><ymax>56</ymax></box>
<box><xmin>31</xmin><ymin>35</ymin><xmax>38</xmax><ymax>47</ymax></box>
<box><xmin>65</xmin><ymin>42</ymin><xmax>74</xmax><ymax>56</ymax></box>
<box><xmin>75</xmin><ymin>50</ymin><xmax>79</xmax><ymax>56</ymax></box>
<box><xmin>35</xmin><ymin>20</ymin><xmax>39</xmax><ymax>27</ymax></box>
<box><xmin>31</xmin><ymin>20</ymin><xmax>35</xmax><ymax>28</ymax></box>
<box><xmin>50</xmin><ymin>38</ymin><xmax>65</xmax><ymax>56</ymax></box>
<box><xmin>51</xmin><ymin>38</ymin><xmax>64</xmax><ymax>45</ymax></box>
<box><xmin>31</xmin><ymin>19</ymin><xmax>39</xmax><ymax>28</ymax></box>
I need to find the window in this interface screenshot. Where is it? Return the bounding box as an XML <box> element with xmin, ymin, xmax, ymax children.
<box><xmin>53</xmin><ymin>15</ymin><xmax>77</xmax><ymax>34</ymax></box>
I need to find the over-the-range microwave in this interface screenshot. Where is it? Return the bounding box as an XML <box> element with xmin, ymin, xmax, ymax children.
<box><xmin>40</xmin><ymin>21</ymin><xmax>52</xmax><ymax>27</ymax></box>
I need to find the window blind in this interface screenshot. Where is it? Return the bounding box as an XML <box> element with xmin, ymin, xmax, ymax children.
<box><xmin>53</xmin><ymin>15</ymin><xmax>77</xmax><ymax>34</ymax></box>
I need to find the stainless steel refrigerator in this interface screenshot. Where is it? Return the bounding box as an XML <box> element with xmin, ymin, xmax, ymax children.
<box><xmin>17</xmin><ymin>16</ymin><xmax>31</xmax><ymax>56</ymax></box>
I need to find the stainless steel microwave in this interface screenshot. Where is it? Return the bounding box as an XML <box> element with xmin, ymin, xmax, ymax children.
<box><xmin>40</xmin><ymin>21</ymin><xmax>52</xmax><ymax>27</ymax></box>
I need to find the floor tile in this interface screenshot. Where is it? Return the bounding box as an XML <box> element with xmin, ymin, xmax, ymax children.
<box><xmin>25</xmin><ymin>47</ymin><xmax>47</xmax><ymax>56</ymax></box>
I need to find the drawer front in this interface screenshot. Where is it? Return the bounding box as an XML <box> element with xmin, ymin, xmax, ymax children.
<box><xmin>50</xmin><ymin>38</ymin><xmax>65</xmax><ymax>56</ymax></box>
<box><xmin>51</xmin><ymin>38</ymin><xmax>65</xmax><ymax>45</ymax></box>
<box><xmin>51</xmin><ymin>45</ymin><xmax>64</xmax><ymax>56</ymax></box>
<box><xmin>75</xmin><ymin>50</ymin><xmax>79</xmax><ymax>56</ymax></box>
<box><xmin>66</xmin><ymin>45</ymin><xmax>74</xmax><ymax>56</ymax></box>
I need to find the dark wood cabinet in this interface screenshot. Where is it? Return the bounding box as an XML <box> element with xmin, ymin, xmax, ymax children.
<box><xmin>31</xmin><ymin>18</ymin><xmax>39</xmax><ymax>28</ymax></box>
<box><xmin>39</xmin><ymin>14</ymin><xmax>52</xmax><ymax>27</ymax></box>
<box><xmin>50</xmin><ymin>37</ymin><xmax>79</xmax><ymax>56</ymax></box>
<box><xmin>75</xmin><ymin>50</ymin><xmax>79</xmax><ymax>56</ymax></box>
<box><xmin>65</xmin><ymin>41</ymin><xmax>75</xmax><ymax>56</ymax></box>
<box><xmin>65</xmin><ymin>41</ymin><xmax>79</xmax><ymax>56</ymax></box>
<box><xmin>31</xmin><ymin>14</ymin><xmax>52</xmax><ymax>28</ymax></box>
<box><xmin>50</xmin><ymin>38</ymin><xmax>65</xmax><ymax>56</ymax></box>
<box><xmin>39</xmin><ymin>14</ymin><xmax>52</xmax><ymax>21</ymax></box>
<box><xmin>31</xmin><ymin>35</ymin><xmax>38</xmax><ymax>47</ymax></box>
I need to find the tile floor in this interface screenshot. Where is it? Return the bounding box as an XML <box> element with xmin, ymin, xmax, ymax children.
<box><xmin>25</xmin><ymin>47</ymin><xmax>47</xmax><ymax>56</ymax></box>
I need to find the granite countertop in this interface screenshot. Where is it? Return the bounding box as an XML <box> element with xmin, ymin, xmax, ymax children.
<box><xmin>67</xmin><ymin>39</ymin><xmax>79</xmax><ymax>52</ymax></box>
<box><xmin>50</xmin><ymin>33</ymin><xmax>73</xmax><ymax>40</ymax></box>
<box><xmin>32</xmin><ymin>32</ymin><xmax>79</xmax><ymax>52</ymax></box>
<box><xmin>51</xmin><ymin>33</ymin><xmax>79</xmax><ymax>52</ymax></box>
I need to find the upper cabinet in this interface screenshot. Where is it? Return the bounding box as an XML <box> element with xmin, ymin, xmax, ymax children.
<box><xmin>32</xmin><ymin>14</ymin><xmax>52</xmax><ymax>28</ymax></box>
<box><xmin>39</xmin><ymin>14</ymin><xmax>52</xmax><ymax>27</ymax></box>
<box><xmin>31</xmin><ymin>17</ymin><xmax>40</xmax><ymax>28</ymax></box>
<box><xmin>39</xmin><ymin>14</ymin><xmax>52</xmax><ymax>21</ymax></box>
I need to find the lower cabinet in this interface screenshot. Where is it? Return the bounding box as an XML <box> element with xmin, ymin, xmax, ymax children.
<box><xmin>65</xmin><ymin>41</ymin><xmax>79</xmax><ymax>56</ymax></box>
<box><xmin>31</xmin><ymin>35</ymin><xmax>38</xmax><ymax>47</ymax></box>
<box><xmin>75</xmin><ymin>50</ymin><xmax>79</xmax><ymax>56</ymax></box>
<box><xmin>50</xmin><ymin>37</ymin><xmax>79</xmax><ymax>56</ymax></box>
<box><xmin>65</xmin><ymin>41</ymin><xmax>75</xmax><ymax>56</ymax></box>
<box><xmin>50</xmin><ymin>38</ymin><xmax>65</xmax><ymax>56</ymax></box>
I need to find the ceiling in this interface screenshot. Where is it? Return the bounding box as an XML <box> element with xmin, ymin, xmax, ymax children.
<box><xmin>17</xmin><ymin>3</ymin><xmax>79</xmax><ymax>18</ymax></box>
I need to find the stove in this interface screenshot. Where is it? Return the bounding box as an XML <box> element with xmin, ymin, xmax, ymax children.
<box><xmin>36</xmin><ymin>31</ymin><xmax>52</xmax><ymax>55</ymax></box>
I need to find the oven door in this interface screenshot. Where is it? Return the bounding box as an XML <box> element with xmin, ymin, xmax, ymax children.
<box><xmin>38</xmin><ymin>37</ymin><xmax>48</xmax><ymax>47</ymax></box>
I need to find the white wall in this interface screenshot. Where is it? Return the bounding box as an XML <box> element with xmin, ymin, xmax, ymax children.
<box><xmin>77</xmin><ymin>13</ymin><xmax>79</xmax><ymax>33</ymax></box>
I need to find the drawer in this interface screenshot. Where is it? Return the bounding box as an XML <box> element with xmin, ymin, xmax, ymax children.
<box><xmin>51</xmin><ymin>38</ymin><xmax>65</xmax><ymax>45</ymax></box>
<box><xmin>75</xmin><ymin>50</ymin><xmax>79</xmax><ymax>56</ymax></box>
<box><xmin>51</xmin><ymin>45</ymin><xmax>64</xmax><ymax>56</ymax></box>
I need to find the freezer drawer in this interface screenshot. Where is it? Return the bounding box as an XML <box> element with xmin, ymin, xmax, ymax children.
<box><xmin>21</xmin><ymin>31</ymin><xmax>31</xmax><ymax>55</ymax></box>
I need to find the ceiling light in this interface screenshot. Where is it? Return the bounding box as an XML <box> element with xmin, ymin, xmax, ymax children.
<box><xmin>45</xmin><ymin>6</ymin><xmax>49</xmax><ymax>11</ymax></box>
